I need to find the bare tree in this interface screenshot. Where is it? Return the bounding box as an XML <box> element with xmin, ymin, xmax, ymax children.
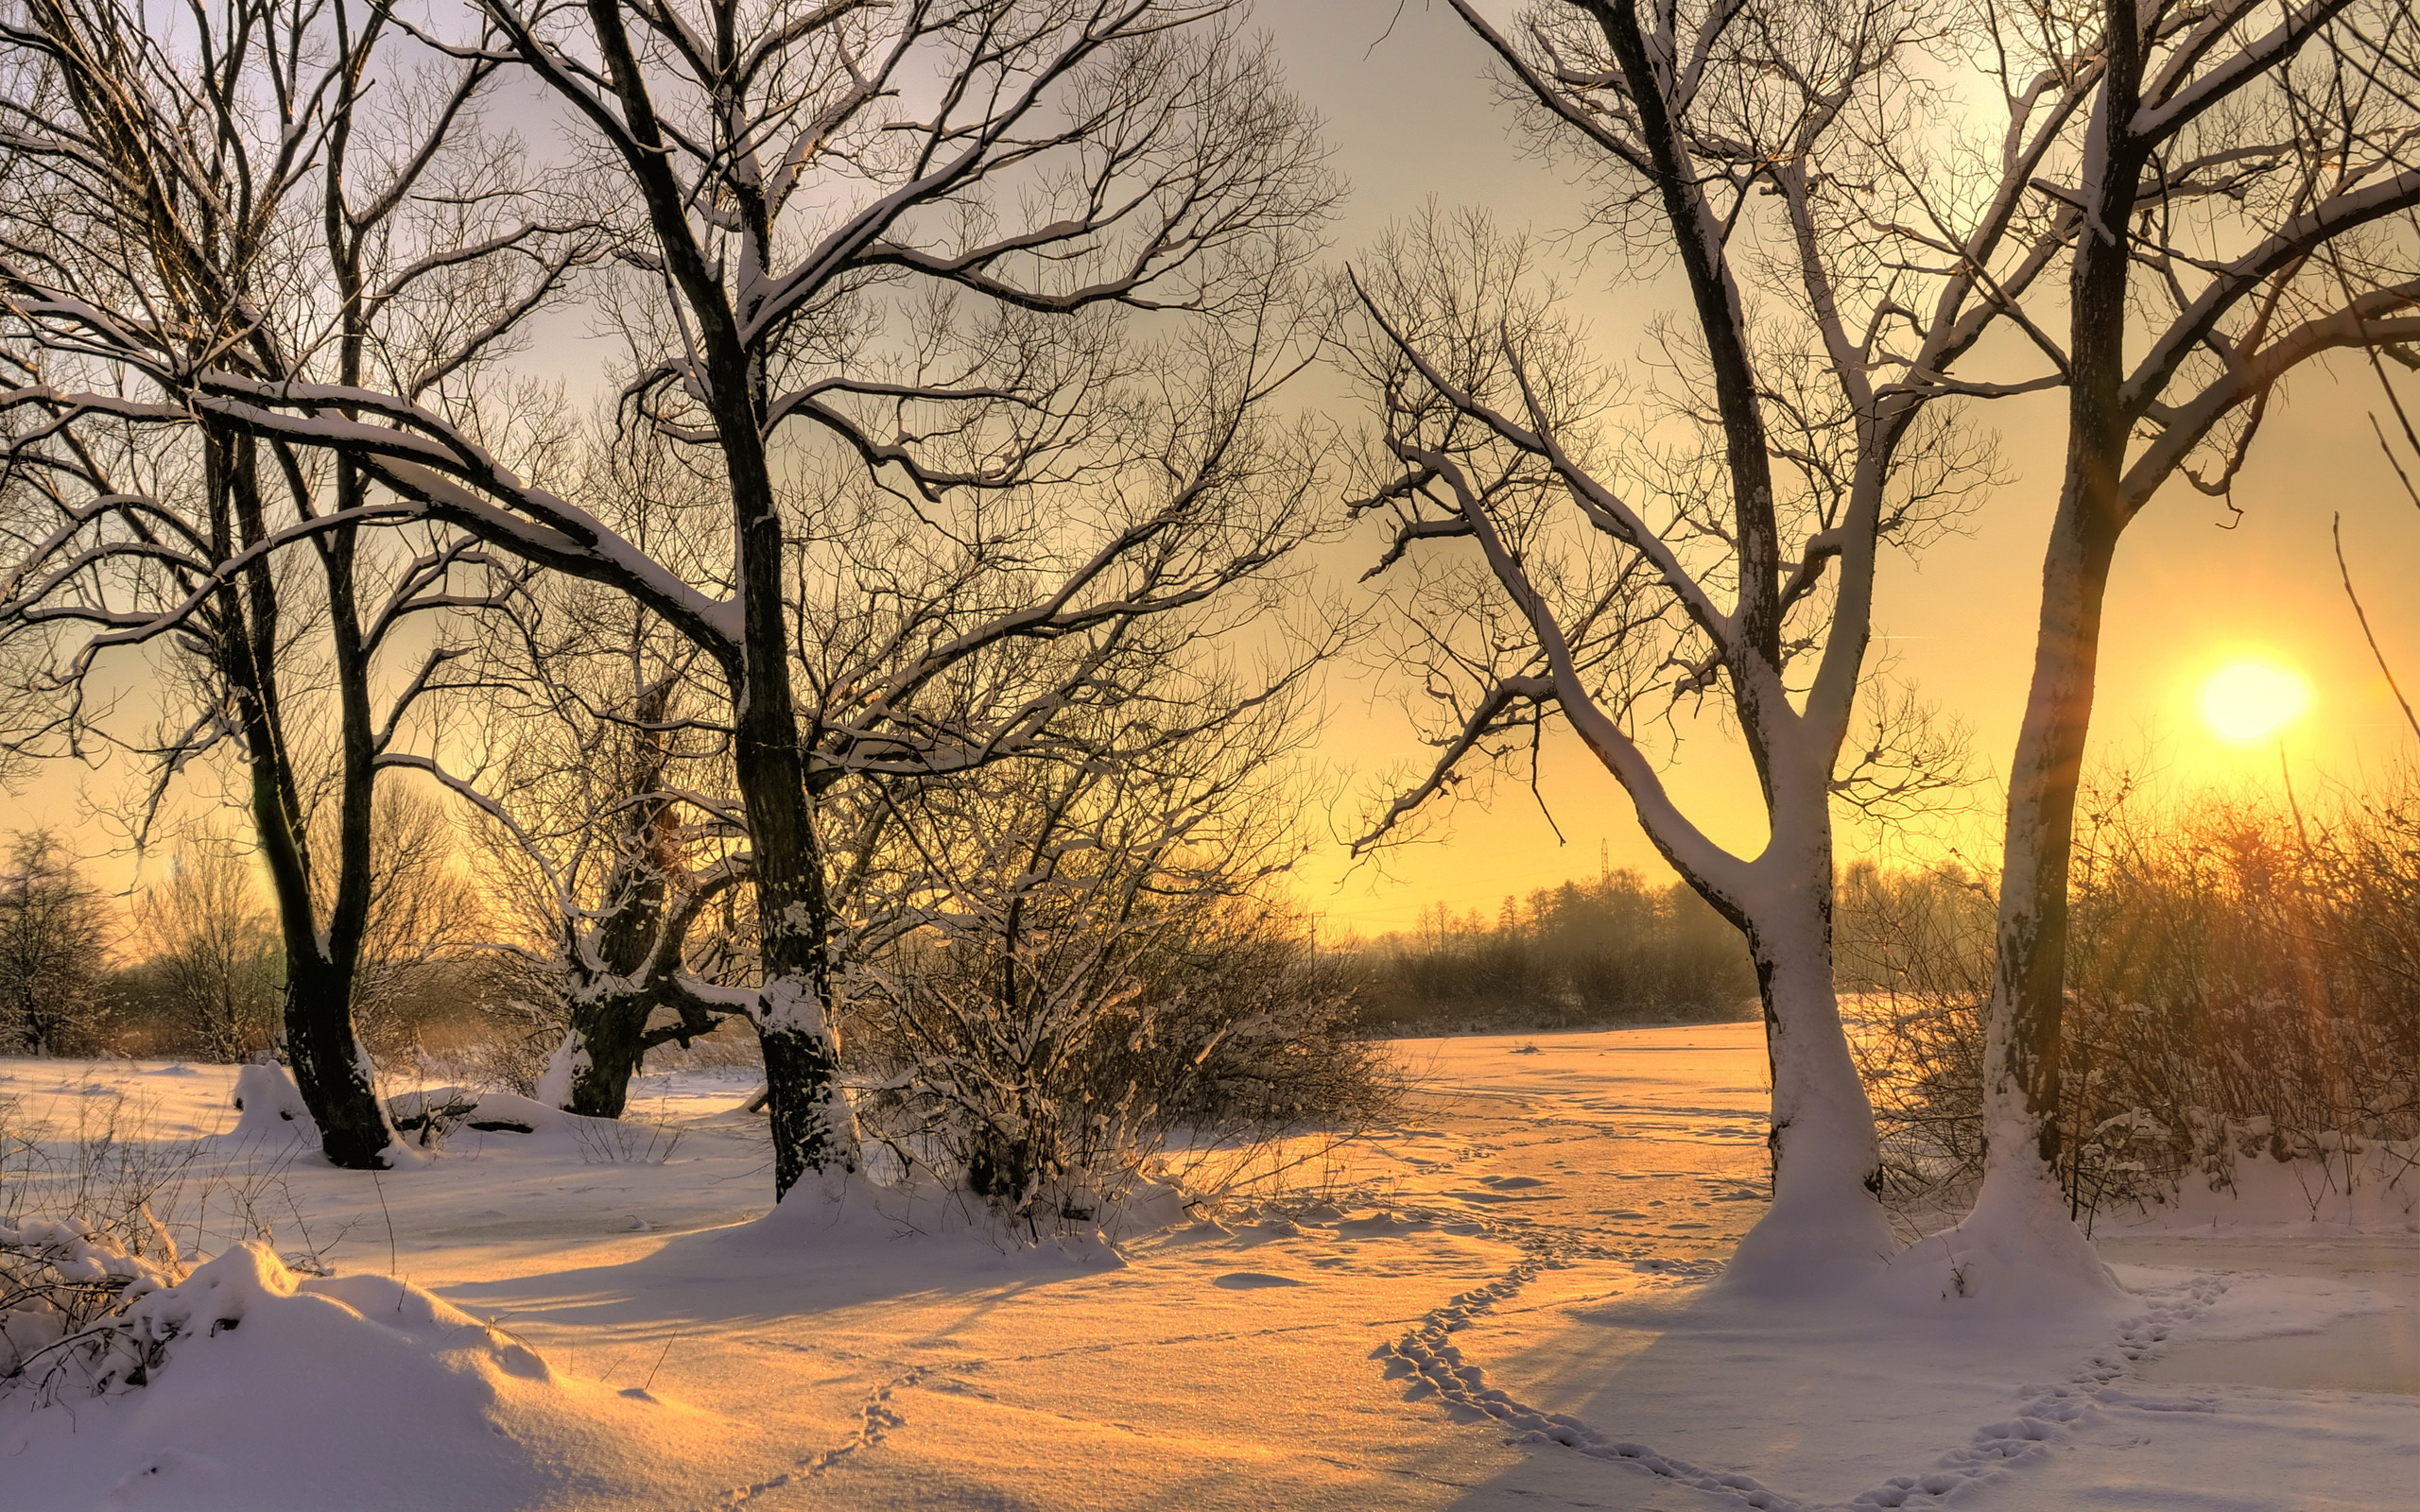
<box><xmin>1953</xmin><ymin>0</ymin><xmax>2420</xmax><ymax>1283</ymax></box>
<box><xmin>135</xmin><ymin>836</ymin><xmax>281</xmax><ymax>1063</ymax></box>
<box><xmin>0</xmin><ymin>0</ymin><xmax>591</xmax><ymax>1164</ymax></box>
<box><xmin>0</xmin><ymin>1</ymin><xmax>1339</xmax><ymax>1203</ymax></box>
<box><xmin>0</xmin><ymin>829</ymin><xmax>110</xmax><ymax>1055</ymax></box>
<box><xmin>1340</xmin><ymin>0</ymin><xmax>2087</xmax><ymax>1288</ymax></box>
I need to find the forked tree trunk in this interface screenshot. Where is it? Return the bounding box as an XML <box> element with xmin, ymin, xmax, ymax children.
<box><xmin>548</xmin><ymin>701</ymin><xmax>680</xmax><ymax>1122</ymax></box>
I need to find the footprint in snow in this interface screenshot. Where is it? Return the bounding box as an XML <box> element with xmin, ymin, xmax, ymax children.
<box><xmin>1214</xmin><ymin>1272</ymin><xmax>1307</xmax><ymax>1289</ymax></box>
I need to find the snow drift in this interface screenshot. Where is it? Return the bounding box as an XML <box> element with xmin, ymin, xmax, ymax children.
<box><xmin>0</xmin><ymin>1244</ymin><xmax>709</xmax><ymax>1512</ymax></box>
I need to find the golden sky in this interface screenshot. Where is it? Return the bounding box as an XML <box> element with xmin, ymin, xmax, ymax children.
<box><xmin>1272</xmin><ymin>1</ymin><xmax>2420</xmax><ymax>936</ymax></box>
<box><xmin>12</xmin><ymin>1</ymin><xmax>2420</xmax><ymax>943</ymax></box>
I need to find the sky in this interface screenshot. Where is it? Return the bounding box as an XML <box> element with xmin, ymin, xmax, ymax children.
<box><xmin>1260</xmin><ymin>1</ymin><xmax>2420</xmax><ymax>936</ymax></box>
<box><xmin>12</xmin><ymin>0</ymin><xmax>2420</xmax><ymax>941</ymax></box>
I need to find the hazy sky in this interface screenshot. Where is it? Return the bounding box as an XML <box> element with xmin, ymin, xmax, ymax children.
<box><xmin>14</xmin><ymin>0</ymin><xmax>2420</xmax><ymax>940</ymax></box>
<box><xmin>1265</xmin><ymin>1</ymin><xmax>2420</xmax><ymax>936</ymax></box>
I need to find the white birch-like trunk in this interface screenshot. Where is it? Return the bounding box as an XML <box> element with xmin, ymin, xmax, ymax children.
<box><xmin>1720</xmin><ymin>862</ymin><xmax>1896</xmax><ymax>1297</ymax></box>
<box><xmin>1897</xmin><ymin>473</ymin><xmax>2126</xmax><ymax>1307</ymax></box>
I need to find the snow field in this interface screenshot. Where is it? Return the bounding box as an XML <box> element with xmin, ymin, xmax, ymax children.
<box><xmin>1</xmin><ymin>1024</ymin><xmax>2414</xmax><ymax>1511</ymax></box>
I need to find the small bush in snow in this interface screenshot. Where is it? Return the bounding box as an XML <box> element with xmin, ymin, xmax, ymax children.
<box><xmin>855</xmin><ymin>898</ymin><xmax>1399</xmax><ymax>1235</ymax></box>
<box><xmin>0</xmin><ymin>1215</ymin><xmax>184</xmax><ymax>1402</ymax></box>
<box><xmin>1</xmin><ymin>1091</ymin><xmax>199</xmax><ymax>1401</ymax></box>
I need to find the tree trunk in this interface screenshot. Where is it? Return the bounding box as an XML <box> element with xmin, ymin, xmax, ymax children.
<box><xmin>1976</xmin><ymin>465</ymin><xmax>2124</xmax><ymax>1219</ymax></box>
<box><xmin>210</xmin><ymin>430</ymin><xmax>390</xmax><ymax>1170</ymax></box>
<box><xmin>1720</xmin><ymin>849</ymin><xmax>1895</xmax><ymax>1293</ymax></box>
<box><xmin>560</xmin><ymin>988</ymin><xmax>655</xmax><ymax>1119</ymax></box>
<box><xmin>759</xmin><ymin>1005</ymin><xmax>853</xmax><ymax>1198</ymax></box>
<box><xmin>283</xmin><ymin>952</ymin><xmax>389</xmax><ymax>1168</ymax></box>
<box><xmin>723</xmin><ymin>402</ymin><xmax>856</xmax><ymax>1197</ymax></box>
<box><xmin>745</xmin><ymin>736</ymin><xmax>856</xmax><ymax>1196</ymax></box>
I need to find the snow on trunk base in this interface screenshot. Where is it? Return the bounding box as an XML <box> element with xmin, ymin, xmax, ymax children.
<box><xmin>1714</xmin><ymin>1182</ymin><xmax>1898</xmax><ymax>1300</ymax></box>
<box><xmin>1886</xmin><ymin>1164</ymin><xmax>2128</xmax><ymax>1312</ymax></box>
<box><xmin>223</xmin><ymin>1063</ymin><xmax>316</xmax><ymax>1144</ymax></box>
<box><xmin>0</xmin><ymin>1244</ymin><xmax>712</xmax><ymax>1512</ymax></box>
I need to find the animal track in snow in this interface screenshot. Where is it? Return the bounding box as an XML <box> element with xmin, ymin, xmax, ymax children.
<box><xmin>1375</xmin><ymin>1249</ymin><xmax>2234</xmax><ymax>1512</ymax></box>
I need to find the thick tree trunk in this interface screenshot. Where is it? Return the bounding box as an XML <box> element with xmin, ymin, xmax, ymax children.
<box><xmin>1904</xmin><ymin>478</ymin><xmax>2131</xmax><ymax>1302</ymax></box>
<box><xmin>560</xmin><ymin>988</ymin><xmax>655</xmax><ymax>1119</ymax></box>
<box><xmin>1719</xmin><ymin>835</ymin><xmax>1895</xmax><ymax>1293</ymax></box>
<box><xmin>283</xmin><ymin>953</ymin><xmax>389</xmax><ymax>1169</ymax></box>
<box><xmin>1983</xmin><ymin>498</ymin><xmax>2118</xmax><ymax>1195</ymax></box>
<box><xmin>723</xmin><ymin>405</ymin><xmax>856</xmax><ymax>1198</ymax></box>
<box><xmin>759</xmin><ymin>1006</ymin><xmax>853</xmax><ymax>1197</ymax></box>
<box><xmin>1962</xmin><ymin>450</ymin><xmax>2129</xmax><ymax>1281</ymax></box>
<box><xmin>1893</xmin><ymin>509</ymin><xmax>2125</xmax><ymax>1300</ymax></box>
<box><xmin>746</xmin><ymin>737</ymin><xmax>856</xmax><ymax>1196</ymax></box>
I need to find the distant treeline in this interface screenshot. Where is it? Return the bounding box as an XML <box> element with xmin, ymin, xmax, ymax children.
<box><xmin>1348</xmin><ymin>869</ymin><xmax>1757</xmax><ymax>1030</ymax></box>
<box><xmin>0</xmin><ymin>819</ymin><xmax>531</xmax><ymax>1070</ymax></box>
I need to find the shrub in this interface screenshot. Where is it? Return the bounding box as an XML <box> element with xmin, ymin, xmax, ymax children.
<box><xmin>852</xmin><ymin>895</ymin><xmax>1399</xmax><ymax>1234</ymax></box>
<box><xmin>1847</xmin><ymin>772</ymin><xmax>2420</xmax><ymax>1228</ymax></box>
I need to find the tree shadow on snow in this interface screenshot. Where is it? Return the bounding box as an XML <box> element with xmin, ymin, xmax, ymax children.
<box><xmin>444</xmin><ymin>1185</ymin><xmax>1124</xmax><ymax>1331</ymax></box>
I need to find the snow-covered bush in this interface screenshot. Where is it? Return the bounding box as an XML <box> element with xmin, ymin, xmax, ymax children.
<box><xmin>1</xmin><ymin>1092</ymin><xmax>195</xmax><ymax>1403</ymax></box>
<box><xmin>0</xmin><ymin>1215</ymin><xmax>184</xmax><ymax>1401</ymax></box>
<box><xmin>855</xmin><ymin>896</ymin><xmax>1395</xmax><ymax>1234</ymax></box>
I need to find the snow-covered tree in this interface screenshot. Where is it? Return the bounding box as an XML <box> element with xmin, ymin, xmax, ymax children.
<box><xmin>1340</xmin><ymin>0</ymin><xmax>2097</xmax><ymax>1291</ymax></box>
<box><xmin>0</xmin><ymin>830</ymin><xmax>110</xmax><ymax>1056</ymax></box>
<box><xmin>1945</xmin><ymin>0</ymin><xmax>2420</xmax><ymax>1291</ymax></box>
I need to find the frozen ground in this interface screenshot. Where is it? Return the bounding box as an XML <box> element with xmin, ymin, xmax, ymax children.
<box><xmin>2</xmin><ymin>1024</ymin><xmax>2414</xmax><ymax>1511</ymax></box>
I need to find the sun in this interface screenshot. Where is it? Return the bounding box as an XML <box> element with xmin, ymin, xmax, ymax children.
<box><xmin>2201</xmin><ymin>661</ymin><xmax>2313</xmax><ymax>743</ymax></box>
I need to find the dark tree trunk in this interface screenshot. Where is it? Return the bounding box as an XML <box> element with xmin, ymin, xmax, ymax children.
<box><xmin>208</xmin><ymin>428</ymin><xmax>390</xmax><ymax>1168</ymax></box>
<box><xmin>562</xmin><ymin>988</ymin><xmax>657</xmax><ymax>1120</ymax></box>
<box><xmin>283</xmin><ymin>951</ymin><xmax>390</xmax><ymax>1167</ymax></box>
<box><xmin>1982</xmin><ymin>5</ymin><xmax>2150</xmax><ymax>1198</ymax></box>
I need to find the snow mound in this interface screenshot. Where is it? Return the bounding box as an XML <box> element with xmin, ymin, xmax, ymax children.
<box><xmin>1</xmin><ymin>1244</ymin><xmax>708</xmax><ymax>1511</ymax></box>
<box><xmin>1882</xmin><ymin>1173</ymin><xmax>2129</xmax><ymax>1313</ymax></box>
<box><xmin>223</xmin><ymin>1063</ymin><xmax>316</xmax><ymax>1144</ymax></box>
<box><xmin>623</xmin><ymin>1168</ymin><xmax>1193</xmax><ymax>1311</ymax></box>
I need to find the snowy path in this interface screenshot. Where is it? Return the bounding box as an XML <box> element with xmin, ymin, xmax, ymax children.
<box><xmin>5</xmin><ymin>1027</ymin><xmax>2416</xmax><ymax>1510</ymax></box>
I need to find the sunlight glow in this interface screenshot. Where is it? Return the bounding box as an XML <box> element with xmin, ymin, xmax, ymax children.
<box><xmin>2201</xmin><ymin>662</ymin><xmax>2313</xmax><ymax>743</ymax></box>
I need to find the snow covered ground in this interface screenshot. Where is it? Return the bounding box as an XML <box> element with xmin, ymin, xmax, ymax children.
<box><xmin>3</xmin><ymin>1024</ymin><xmax>2414</xmax><ymax>1510</ymax></box>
